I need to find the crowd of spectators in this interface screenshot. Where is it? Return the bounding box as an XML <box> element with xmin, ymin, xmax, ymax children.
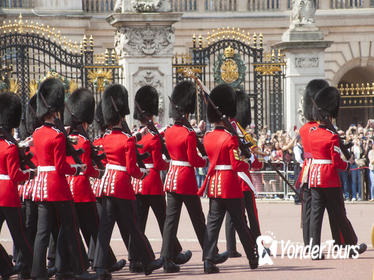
<box><xmin>190</xmin><ymin>118</ymin><xmax>374</xmax><ymax>201</ymax></box>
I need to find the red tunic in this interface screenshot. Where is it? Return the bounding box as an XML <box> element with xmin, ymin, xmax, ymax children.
<box><xmin>308</xmin><ymin>126</ymin><xmax>349</xmax><ymax>188</ymax></box>
<box><xmin>32</xmin><ymin>124</ymin><xmax>77</xmax><ymax>202</ymax></box>
<box><xmin>240</xmin><ymin>155</ymin><xmax>263</xmax><ymax>193</ymax></box>
<box><xmin>164</xmin><ymin>124</ymin><xmax>206</xmax><ymax>195</ymax></box>
<box><xmin>66</xmin><ymin>133</ymin><xmax>99</xmax><ymax>203</ymax></box>
<box><xmin>132</xmin><ymin>130</ymin><xmax>169</xmax><ymax>195</ymax></box>
<box><xmin>296</xmin><ymin>121</ymin><xmax>318</xmax><ymax>188</ymax></box>
<box><xmin>100</xmin><ymin>129</ymin><xmax>144</xmax><ymax>200</ymax></box>
<box><xmin>199</xmin><ymin>128</ymin><xmax>249</xmax><ymax>199</ymax></box>
<box><xmin>0</xmin><ymin>138</ymin><xmax>30</xmax><ymax>207</ymax></box>
<box><xmin>18</xmin><ymin>146</ymin><xmax>38</xmax><ymax>201</ymax></box>
<box><xmin>228</xmin><ymin>119</ymin><xmax>263</xmax><ymax>193</ymax></box>
<box><xmin>92</xmin><ymin>135</ymin><xmax>107</xmax><ymax>198</ymax></box>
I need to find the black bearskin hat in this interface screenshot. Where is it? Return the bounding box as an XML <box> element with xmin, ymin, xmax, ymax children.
<box><xmin>169</xmin><ymin>81</ymin><xmax>196</xmax><ymax>119</ymax></box>
<box><xmin>64</xmin><ymin>88</ymin><xmax>95</xmax><ymax>127</ymax></box>
<box><xmin>101</xmin><ymin>84</ymin><xmax>129</xmax><ymax>126</ymax></box>
<box><xmin>312</xmin><ymin>86</ymin><xmax>340</xmax><ymax>121</ymax></box>
<box><xmin>95</xmin><ymin>100</ymin><xmax>106</xmax><ymax>132</ymax></box>
<box><xmin>303</xmin><ymin>79</ymin><xmax>329</xmax><ymax>121</ymax></box>
<box><xmin>235</xmin><ymin>89</ymin><xmax>251</xmax><ymax>128</ymax></box>
<box><xmin>207</xmin><ymin>84</ymin><xmax>236</xmax><ymax>123</ymax></box>
<box><xmin>20</xmin><ymin>95</ymin><xmax>43</xmax><ymax>138</ymax></box>
<box><xmin>0</xmin><ymin>92</ymin><xmax>22</xmax><ymax>129</ymax></box>
<box><xmin>134</xmin><ymin>85</ymin><xmax>159</xmax><ymax>120</ymax></box>
<box><xmin>36</xmin><ymin>78</ymin><xmax>65</xmax><ymax>119</ymax></box>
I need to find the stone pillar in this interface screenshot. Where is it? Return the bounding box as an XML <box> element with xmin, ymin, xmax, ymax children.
<box><xmin>107</xmin><ymin>12</ymin><xmax>182</xmax><ymax>127</ymax></box>
<box><xmin>273</xmin><ymin>1</ymin><xmax>332</xmax><ymax>131</ymax></box>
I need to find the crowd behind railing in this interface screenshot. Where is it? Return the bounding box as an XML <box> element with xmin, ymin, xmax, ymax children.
<box><xmin>182</xmin><ymin>118</ymin><xmax>374</xmax><ymax>202</ymax></box>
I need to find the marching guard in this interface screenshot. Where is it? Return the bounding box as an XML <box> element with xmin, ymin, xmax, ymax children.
<box><xmin>64</xmin><ymin>88</ymin><xmax>126</xmax><ymax>273</ymax></box>
<box><xmin>308</xmin><ymin>86</ymin><xmax>366</xmax><ymax>258</ymax></box>
<box><xmin>31</xmin><ymin>78</ymin><xmax>93</xmax><ymax>280</ymax></box>
<box><xmin>0</xmin><ymin>92</ymin><xmax>34</xmax><ymax>279</ymax></box>
<box><xmin>199</xmin><ymin>84</ymin><xmax>258</xmax><ymax>273</ymax></box>
<box><xmin>91</xmin><ymin>100</ymin><xmax>127</xmax><ymax>272</ymax></box>
<box><xmin>299</xmin><ymin>79</ymin><xmax>345</xmax><ymax>247</ymax></box>
<box><xmin>129</xmin><ymin>85</ymin><xmax>191</xmax><ymax>271</ymax></box>
<box><xmin>93</xmin><ymin>84</ymin><xmax>162</xmax><ymax>279</ymax></box>
<box><xmin>161</xmin><ymin>81</ymin><xmax>228</xmax><ymax>273</ymax></box>
<box><xmin>225</xmin><ymin>89</ymin><xmax>263</xmax><ymax>257</ymax></box>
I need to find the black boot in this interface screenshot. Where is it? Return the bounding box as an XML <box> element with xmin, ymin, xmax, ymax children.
<box><xmin>212</xmin><ymin>251</ymin><xmax>229</xmax><ymax>264</ymax></box>
<box><xmin>74</xmin><ymin>271</ymin><xmax>97</xmax><ymax>280</ymax></box>
<box><xmin>129</xmin><ymin>261</ymin><xmax>143</xmax><ymax>273</ymax></box>
<box><xmin>204</xmin><ymin>260</ymin><xmax>219</xmax><ymax>274</ymax></box>
<box><xmin>47</xmin><ymin>266</ymin><xmax>57</xmax><ymax>277</ymax></box>
<box><xmin>163</xmin><ymin>259</ymin><xmax>180</xmax><ymax>273</ymax></box>
<box><xmin>108</xmin><ymin>259</ymin><xmax>126</xmax><ymax>272</ymax></box>
<box><xmin>55</xmin><ymin>272</ymin><xmax>74</xmax><ymax>280</ymax></box>
<box><xmin>228</xmin><ymin>250</ymin><xmax>242</xmax><ymax>258</ymax></box>
<box><xmin>249</xmin><ymin>247</ymin><xmax>259</xmax><ymax>269</ymax></box>
<box><xmin>143</xmin><ymin>258</ymin><xmax>163</xmax><ymax>276</ymax></box>
<box><xmin>96</xmin><ymin>269</ymin><xmax>111</xmax><ymax>280</ymax></box>
<box><xmin>173</xmin><ymin>250</ymin><xmax>192</xmax><ymax>265</ymax></box>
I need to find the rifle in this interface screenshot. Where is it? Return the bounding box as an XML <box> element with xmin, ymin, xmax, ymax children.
<box><xmin>181</xmin><ymin>68</ymin><xmax>302</xmax><ymax>200</ymax></box>
<box><xmin>38</xmin><ymin>92</ymin><xmax>84</xmax><ymax>165</ymax></box>
<box><xmin>168</xmin><ymin>96</ymin><xmax>207</xmax><ymax>157</ymax></box>
<box><xmin>134</xmin><ymin>101</ymin><xmax>171</xmax><ymax>160</ymax></box>
<box><xmin>0</xmin><ymin>127</ymin><xmax>36</xmax><ymax>170</ymax></box>
<box><xmin>110</xmin><ymin>97</ymin><xmax>149</xmax><ymax>169</ymax></box>
<box><xmin>64</xmin><ymin>104</ymin><xmax>106</xmax><ymax>170</ymax></box>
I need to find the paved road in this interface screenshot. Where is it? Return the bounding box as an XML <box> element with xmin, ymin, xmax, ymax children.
<box><xmin>1</xmin><ymin>199</ymin><xmax>373</xmax><ymax>279</ymax></box>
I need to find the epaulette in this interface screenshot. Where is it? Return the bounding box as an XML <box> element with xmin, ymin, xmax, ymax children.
<box><xmin>3</xmin><ymin>139</ymin><xmax>15</xmax><ymax>146</ymax></box>
<box><xmin>182</xmin><ymin>125</ymin><xmax>194</xmax><ymax>132</ymax></box>
<box><xmin>51</xmin><ymin>126</ymin><xmax>62</xmax><ymax>135</ymax></box>
<box><xmin>121</xmin><ymin>131</ymin><xmax>132</xmax><ymax>138</ymax></box>
<box><xmin>78</xmin><ymin>134</ymin><xmax>88</xmax><ymax>141</ymax></box>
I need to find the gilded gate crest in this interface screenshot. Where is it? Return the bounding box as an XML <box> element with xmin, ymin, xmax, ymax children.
<box><xmin>213</xmin><ymin>46</ymin><xmax>245</xmax><ymax>89</ymax></box>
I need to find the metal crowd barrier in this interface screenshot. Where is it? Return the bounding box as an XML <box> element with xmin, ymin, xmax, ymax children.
<box><xmin>249</xmin><ymin>161</ymin><xmax>297</xmax><ymax>199</ymax></box>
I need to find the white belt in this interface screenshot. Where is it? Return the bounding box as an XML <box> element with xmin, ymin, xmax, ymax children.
<box><xmin>38</xmin><ymin>166</ymin><xmax>56</xmax><ymax>172</ymax></box>
<box><xmin>0</xmin><ymin>174</ymin><xmax>10</xmax><ymax>180</ymax></box>
<box><xmin>171</xmin><ymin>160</ymin><xmax>191</xmax><ymax>167</ymax></box>
<box><xmin>215</xmin><ymin>165</ymin><xmax>232</xmax><ymax>170</ymax></box>
<box><xmin>144</xmin><ymin>163</ymin><xmax>154</xmax><ymax>169</ymax></box>
<box><xmin>106</xmin><ymin>164</ymin><xmax>127</xmax><ymax>172</ymax></box>
<box><xmin>312</xmin><ymin>159</ymin><xmax>332</xmax><ymax>164</ymax></box>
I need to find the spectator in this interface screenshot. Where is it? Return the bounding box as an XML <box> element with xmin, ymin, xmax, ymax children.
<box><xmin>351</xmin><ymin>138</ymin><xmax>363</xmax><ymax>201</ymax></box>
<box><xmin>368</xmin><ymin>141</ymin><xmax>374</xmax><ymax>201</ymax></box>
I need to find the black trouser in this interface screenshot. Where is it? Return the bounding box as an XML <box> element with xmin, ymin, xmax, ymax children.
<box><xmin>15</xmin><ymin>200</ymin><xmax>38</xmax><ymax>266</ymax></box>
<box><xmin>94</xmin><ymin>197</ymin><xmax>155</xmax><ymax>270</ymax></box>
<box><xmin>204</xmin><ymin>198</ymin><xmax>256</xmax><ymax>261</ymax></box>
<box><xmin>0</xmin><ymin>243</ymin><xmax>13</xmax><ymax>276</ymax></box>
<box><xmin>303</xmin><ymin>185</ymin><xmax>345</xmax><ymax>246</ymax></box>
<box><xmin>75</xmin><ymin>202</ymin><xmax>100</xmax><ymax>263</ymax></box>
<box><xmin>226</xmin><ymin>190</ymin><xmax>261</xmax><ymax>252</ymax></box>
<box><xmin>310</xmin><ymin>187</ymin><xmax>358</xmax><ymax>250</ymax></box>
<box><xmin>24</xmin><ymin>200</ymin><xmax>38</xmax><ymax>250</ymax></box>
<box><xmin>301</xmin><ymin>184</ymin><xmax>312</xmax><ymax>246</ymax></box>
<box><xmin>31</xmin><ymin>201</ymin><xmax>89</xmax><ymax>278</ymax></box>
<box><xmin>161</xmin><ymin>192</ymin><xmax>206</xmax><ymax>260</ymax></box>
<box><xmin>0</xmin><ymin>207</ymin><xmax>33</xmax><ymax>272</ymax></box>
<box><xmin>129</xmin><ymin>194</ymin><xmax>183</xmax><ymax>261</ymax></box>
<box><xmin>74</xmin><ymin>201</ymin><xmax>117</xmax><ymax>267</ymax></box>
